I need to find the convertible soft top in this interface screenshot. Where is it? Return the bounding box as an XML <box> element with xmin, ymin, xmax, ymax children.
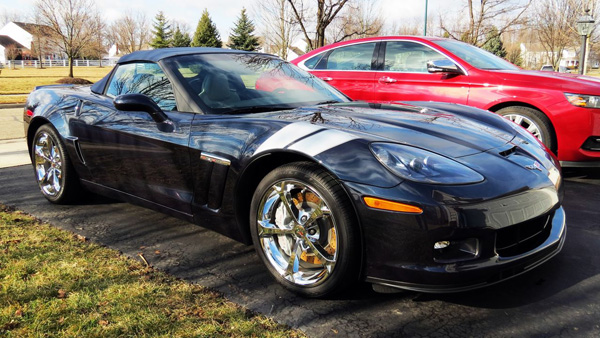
<box><xmin>117</xmin><ymin>47</ymin><xmax>254</xmax><ymax>63</ymax></box>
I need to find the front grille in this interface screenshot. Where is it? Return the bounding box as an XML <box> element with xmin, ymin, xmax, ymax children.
<box><xmin>496</xmin><ymin>213</ymin><xmax>552</xmax><ymax>257</ymax></box>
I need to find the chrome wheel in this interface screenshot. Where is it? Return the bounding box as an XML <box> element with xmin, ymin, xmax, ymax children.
<box><xmin>256</xmin><ymin>180</ymin><xmax>337</xmax><ymax>286</ymax></box>
<box><xmin>34</xmin><ymin>131</ymin><xmax>63</xmax><ymax>197</ymax></box>
<box><xmin>503</xmin><ymin>114</ymin><xmax>544</xmax><ymax>142</ymax></box>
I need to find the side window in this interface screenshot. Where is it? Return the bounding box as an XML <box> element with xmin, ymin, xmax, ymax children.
<box><xmin>384</xmin><ymin>41</ymin><xmax>448</xmax><ymax>73</ymax></box>
<box><xmin>325</xmin><ymin>43</ymin><xmax>376</xmax><ymax>71</ymax></box>
<box><xmin>106</xmin><ymin>63</ymin><xmax>177</xmax><ymax>111</ymax></box>
<box><xmin>303</xmin><ymin>54</ymin><xmax>323</xmax><ymax>69</ymax></box>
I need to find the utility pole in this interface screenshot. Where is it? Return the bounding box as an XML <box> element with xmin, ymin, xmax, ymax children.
<box><xmin>424</xmin><ymin>0</ymin><xmax>429</xmax><ymax>36</ymax></box>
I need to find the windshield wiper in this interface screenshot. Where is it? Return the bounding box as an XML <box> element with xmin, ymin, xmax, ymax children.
<box><xmin>316</xmin><ymin>100</ymin><xmax>341</xmax><ymax>105</ymax></box>
<box><xmin>225</xmin><ymin>105</ymin><xmax>295</xmax><ymax>114</ymax></box>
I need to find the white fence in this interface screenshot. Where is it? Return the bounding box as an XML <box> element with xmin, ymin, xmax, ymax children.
<box><xmin>2</xmin><ymin>59</ymin><xmax>118</xmax><ymax>68</ymax></box>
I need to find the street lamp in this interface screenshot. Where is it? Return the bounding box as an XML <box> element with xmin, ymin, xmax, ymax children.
<box><xmin>576</xmin><ymin>9</ymin><xmax>595</xmax><ymax>75</ymax></box>
<box><xmin>424</xmin><ymin>0</ymin><xmax>429</xmax><ymax>36</ymax></box>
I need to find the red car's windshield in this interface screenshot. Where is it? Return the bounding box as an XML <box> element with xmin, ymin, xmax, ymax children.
<box><xmin>436</xmin><ymin>40</ymin><xmax>519</xmax><ymax>71</ymax></box>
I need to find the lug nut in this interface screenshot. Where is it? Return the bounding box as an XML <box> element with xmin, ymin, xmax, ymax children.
<box><xmin>308</xmin><ymin>229</ymin><xmax>316</xmax><ymax>235</ymax></box>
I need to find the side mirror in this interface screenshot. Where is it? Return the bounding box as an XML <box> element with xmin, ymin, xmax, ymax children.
<box><xmin>427</xmin><ymin>59</ymin><xmax>464</xmax><ymax>75</ymax></box>
<box><xmin>113</xmin><ymin>93</ymin><xmax>169</xmax><ymax>123</ymax></box>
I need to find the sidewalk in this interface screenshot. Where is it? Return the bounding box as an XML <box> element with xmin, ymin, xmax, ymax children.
<box><xmin>0</xmin><ymin>107</ymin><xmax>30</xmax><ymax>168</ymax></box>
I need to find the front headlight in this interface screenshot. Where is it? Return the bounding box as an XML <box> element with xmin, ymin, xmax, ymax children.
<box><xmin>565</xmin><ymin>93</ymin><xmax>600</xmax><ymax>108</ymax></box>
<box><xmin>370</xmin><ymin>143</ymin><xmax>484</xmax><ymax>184</ymax></box>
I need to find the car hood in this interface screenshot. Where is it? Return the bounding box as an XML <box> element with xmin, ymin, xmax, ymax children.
<box><xmin>489</xmin><ymin>69</ymin><xmax>600</xmax><ymax>94</ymax></box>
<box><xmin>257</xmin><ymin>101</ymin><xmax>518</xmax><ymax>158</ymax></box>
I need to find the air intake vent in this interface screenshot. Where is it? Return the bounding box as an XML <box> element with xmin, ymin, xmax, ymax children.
<box><xmin>499</xmin><ymin>146</ymin><xmax>517</xmax><ymax>157</ymax></box>
<box><xmin>581</xmin><ymin>136</ymin><xmax>600</xmax><ymax>151</ymax></box>
<box><xmin>496</xmin><ymin>214</ymin><xmax>552</xmax><ymax>257</ymax></box>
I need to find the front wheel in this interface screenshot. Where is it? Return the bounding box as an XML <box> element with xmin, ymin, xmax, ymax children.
<box><xmin>497</xmin><ymin>106</ymin><xmax>556</xmax><ymax>152</ymax></box>
<box><xmin>250</xmin><ymin>162</ymin><xmax>360</xmax><ymax>298</ymax></box>
<box><xmin>32</xmin><ymin>124</ymin><xmax>83</xmax><ymax>204</ymax></box>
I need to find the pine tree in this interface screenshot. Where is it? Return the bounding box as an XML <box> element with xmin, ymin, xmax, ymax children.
<box><xmin>171</xmin><ymin>25</ymin><xmax>191</xmax><ymax>47</ymax></box>
<box><xmin>482</xmin><ymin>26</ymin><xmax>507</xmax><ymax>58</ymax></box>
<box><xmin>227</xmin><ymin>8</ymin><xmax>260</xmax><ymax>51</ymax></box>
<box><xmin>191</xmin><ymin>9</ymin><xmax>222</xmax><ymax>48</ymax></box>
<box><xmin>150</xmin><ymin>11</ymin><xmax>172</xmax><ymax>49</ymax></box>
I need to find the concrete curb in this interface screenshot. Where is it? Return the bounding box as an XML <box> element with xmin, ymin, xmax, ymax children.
<box><xmin>0</xmin><ymin>104</ymin><xmax>25</xmax><ymax>109</ymax></box>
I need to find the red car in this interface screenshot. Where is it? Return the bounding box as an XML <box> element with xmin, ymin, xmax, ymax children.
<box><xmin>291</xmin><ymin>36</ymin><xmax>600</xmax><ymax>167</ymax></box>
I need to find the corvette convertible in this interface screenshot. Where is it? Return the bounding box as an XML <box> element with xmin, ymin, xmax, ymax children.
<box><xmin>24</xmin><ymin>48</ymin><xmax>566</xmax><ymax>297</ymax></box>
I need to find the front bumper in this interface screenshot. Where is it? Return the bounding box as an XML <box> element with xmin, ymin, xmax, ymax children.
<box><xmin>547</xmin><ymin>101</ymin><xmax>600</xmax><ymax>164</ymax></box>
<box><xmin>366</xmin><ymin>207</ymin><xmax>566</xmax><ymax>293</ymax></box>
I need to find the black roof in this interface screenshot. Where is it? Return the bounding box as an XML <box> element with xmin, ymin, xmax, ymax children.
<box><xmin>0</xmin><ymin>35</ymin><xmax>26</xmax><ymax>49</ymax></box>
<box><xmin>117</xmin><ymin>47</ymin><xmax>256</xmax><ymax>63</ymax></box>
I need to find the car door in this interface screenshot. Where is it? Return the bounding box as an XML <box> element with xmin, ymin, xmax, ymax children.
<box><xmin>372</xmin><ymin>40</ymin><xmax>470</xmax><ymax>104</ymax></box>
<box><xmin>70</xmin><ymin>62</ymin><xmax>194</xmax><ymax>215</ymax></box>
<box><xmin>303</xmin><ymin>42</ymin><xmax>378</xmax><ymax>100</ymax></box>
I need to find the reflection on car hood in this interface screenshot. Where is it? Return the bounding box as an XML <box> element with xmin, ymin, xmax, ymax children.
<box><xmin>256</xmin><ymin>101</ymin><xmax>517</xmax><ymax>158</ymax></box>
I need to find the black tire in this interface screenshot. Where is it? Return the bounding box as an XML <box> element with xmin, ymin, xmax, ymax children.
<box><xmin>31</xmin><ymin>124</ymin><xmax>83</xmax><ymax>204</ymax></box>
<box><xmin>496</xmin><ymin>106</ymin><xmax>556</xmax><ymax>152</ymax></box>
<box><xmin>250</xmin><ymin>162</ymin><xmax>360</xmax><ymax>298</ymax></box>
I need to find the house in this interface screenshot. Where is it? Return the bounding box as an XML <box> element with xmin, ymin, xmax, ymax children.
<box><xmin>0</xmin><ymin>35</ymin><xmax>28</xmax><ymax>63</ymax></box>
<box><xmin>0</xmin><ymin>21</ymin><xmax>62</xmax><ymax>63</ymax></box>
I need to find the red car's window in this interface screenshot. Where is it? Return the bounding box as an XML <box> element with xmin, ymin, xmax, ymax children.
<box><xmin>383</xmin><ymin>41</ymin><xmax>447</xmax><ymax>73</ymax></box>
<box><xmin>324</xmin><ymin>42</ymin><xmax>376</xmax><ymax>71</ymax></box>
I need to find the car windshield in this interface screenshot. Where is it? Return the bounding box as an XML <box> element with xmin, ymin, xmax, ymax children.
<box><xmin>165</xmin><ymin>53</ymin><xmax>349</xmax><ymax>114</ymax></box>
<box><xmin>436</xmin><ymin>39</ymin><xmax>519</xmax><ymax>71</ymax></box>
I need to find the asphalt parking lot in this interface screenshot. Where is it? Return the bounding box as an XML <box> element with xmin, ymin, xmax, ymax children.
<box><xmin>0</xmin><ymin>162</ymin><xmax>599</xmax><ymax>337</ymax></box>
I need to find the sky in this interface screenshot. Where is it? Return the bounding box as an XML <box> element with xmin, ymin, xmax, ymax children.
<box><xmin>1</xmin><ymin>0</ymin><xmax>456</xmax><ymax>38</ymax></box>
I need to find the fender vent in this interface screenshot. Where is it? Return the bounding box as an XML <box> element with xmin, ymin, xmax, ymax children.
<box><xmin>499</xmin><ymin>146</ymin><xmax>517</xmax><ymax>157</ymax></box>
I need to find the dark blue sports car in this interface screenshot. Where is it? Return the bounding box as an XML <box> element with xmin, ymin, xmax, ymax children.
<box><xmin>24</xmin><ymin>48</ymin><xmax>566</xmax><ymax>297</ymax></box>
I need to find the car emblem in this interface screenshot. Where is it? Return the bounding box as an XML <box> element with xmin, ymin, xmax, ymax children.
<box><xmin>525</xmin><ymin>161</ymin><xmax>543</xmax><ymax>171</ymax></box>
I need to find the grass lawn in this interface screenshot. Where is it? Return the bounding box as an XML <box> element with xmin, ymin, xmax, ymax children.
<box><xmin>0</xmin><ymin>67</ymin><xmax>112</xmax><ymax>96</ymax></box>
<box><xmin>0</xmin><ymin>205</ymin><xmax>303</xmax><ymax>338</ymax></box>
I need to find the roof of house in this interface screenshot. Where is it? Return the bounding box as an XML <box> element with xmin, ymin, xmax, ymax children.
<box><xmin>0</xmin><ymin>35</ymin><xmax>26</xmax><ymax>49</ymax></box>
<box><xmin>12</xmin><ymin>22</ymin><xmax>54</xmax><ymax>37</ymax></box>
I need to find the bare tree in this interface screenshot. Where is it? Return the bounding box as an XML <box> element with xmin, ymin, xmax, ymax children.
<box><xmin>109</xmin><ymin>12</ymin><xmax>150</xmax><ymax>55</ymax></box>
<box><xmin>255</xmin><ymin>0</ymin><xmax>298</xmax><ymax>59</ymax></box>
<box><xmin>287</xmin><ymin>0</ymin><xmax>351</xmax><ymax>50</ymax></box>
<box><xmin>329</xmin><ymin>0</ymin><xmax>383</xmax><ymax>42</ymax></box>
<box><xmin>0</xmin><ymin>9</ymin><xmax>24</xmax><ymax>27</ymax></box>
<box><xmin>532</xmin><ymin>0</ymin><xmax>583</xmax><ymax>69</ymax></box>
<box><xmin>30</xmin><ymin>13</ymin><xmax>53</xmax><ymax>69</ymax></box>
<box><xmin>440</xmin><ymin>0</ymin><xmax>531</xmax><ymax>47</ymax></box>
<box><xmin>5</xmin><ymin>44</ymin><xmax>20</xmax><ymax>69</ymax></box>
<box><xmin>35</xmin><ymin>0</ymin><xmax>101</xmax><ymax>77</ymax></box>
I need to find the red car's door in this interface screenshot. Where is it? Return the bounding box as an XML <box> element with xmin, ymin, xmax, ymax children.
<box><xmin>372</xmin><ymin>41</ymin><xmax>470</xmax><ymax>104</ymax></box>
<box><xmin>304</xmin><ymin>41</ymin><xmax>378</xmax><ymax>100</ymax></box>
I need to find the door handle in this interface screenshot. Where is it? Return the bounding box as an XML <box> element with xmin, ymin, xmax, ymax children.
<box><xmin>379</xmin><ymin>76</ymin><xmax>398</xmax><ymax>84</ymax></box>
<box><xmin>320</xmin><ymin>77</ymin><xmax>333</xmax><ymax>81</ymax></box>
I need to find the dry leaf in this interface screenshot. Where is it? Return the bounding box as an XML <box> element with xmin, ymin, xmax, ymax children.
<box><xmin>57</xmin><ymin>289</ymin><xmax>67</xmax><ymax>299</ymax></box>
<box><xmin>99</xmin><ymin>320</ymin><xmax>109</xmax><ymax>326</ymax></box>
<box><xmin>331</xmin><ymin>329</ymin><xmax>339</xmax><ymax>334</ymax></box>
<box><xmin>154</xmin><ymin>250</ymin><xmax>160</xmax><ymax>254</ymax></box>
<box><xmin>58</xmin><ymin>317</ymin><xmax>65</xmax><ymax>324</ymax></box>
<box><xmin>75</xmin><ymin>234</ymin><xmax>86</xmax><ymax>242</ymax></box>
<box><xmin>14</xmin><ymin>309</ymin><xmax>23</xmax><ymax>317</ymax></box>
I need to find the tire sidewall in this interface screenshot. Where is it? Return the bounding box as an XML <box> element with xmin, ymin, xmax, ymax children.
<box><xmin>31</xmin><ymin>125</ymin><xmax>71</xmax><ymax>203</ymax></box>
<box><xmin>249</xmin><ymin>163</ymin><xmax>358</xmax><ymax>298</ymax></box>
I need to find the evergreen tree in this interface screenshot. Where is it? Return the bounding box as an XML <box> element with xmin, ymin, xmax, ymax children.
<box><xmin>191</xmin><ymin>9</ymin><xmax>222</xmax><ymax>48</ymax></box>
<box><xmin>482</xmin><ymin>26</ymin><xmax>507</xmax><ymax>58</ymax></box>
<box><xmin>150</xmin><ymin>11</ymin><xmax>172</xmax><ymax>49</ymax></box>
<box><xmin>171</xmin><ymin>25</ymin><xmax>191</xmax><ymax>47</ymax></box>
<box><xmin>227</xmin><ymin>8</ymin><xmax>260</xmax><ymax>51</ymax></box>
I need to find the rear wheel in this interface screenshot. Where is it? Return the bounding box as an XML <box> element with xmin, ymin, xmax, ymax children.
<box><xmin>250</xmin><ymin>162</ymin><xmax>360</xmax><ymax>298</ymax></box>
<box><xmin>497</xmin><ymin>106</ymin><xmax>556</xmax><ymax>152</ymax></box>
<box><xmin>32</xmin><ymin>124</ymin><xmax>83</xmax><ymax>204</ymax></box>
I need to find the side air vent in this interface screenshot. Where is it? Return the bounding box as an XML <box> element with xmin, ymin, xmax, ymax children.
<box><xmin>499</xmin><ymin>146</ymin><xmax>518</xmax><ymax>157</ymax></box>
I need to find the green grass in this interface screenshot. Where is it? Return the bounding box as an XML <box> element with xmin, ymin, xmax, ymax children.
<box><xmin>0</xmin><ymin>205</ymin><xmax>303</xmax><ymax>338</ymax></box>
<box><xmin>0</xmin><ymin>67</ymin><xmax>112</xmax><ymax>96</ymax></box>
